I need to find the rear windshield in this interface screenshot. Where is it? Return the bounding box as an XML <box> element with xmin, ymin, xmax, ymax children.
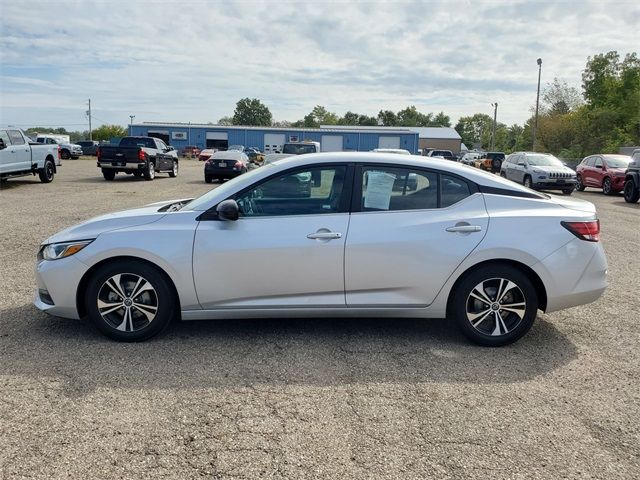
<box><xmin>282</xmin><ymin>144</ymin><xmax>317</xmax><ymax>154</ymax></box>
<box><xmin>120</xmin><ymin>137</ymin><xmax>155</xmax><ymax>148</ymax></box>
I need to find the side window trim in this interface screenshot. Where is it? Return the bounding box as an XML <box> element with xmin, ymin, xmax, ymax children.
<box><xmin>352</xmin><ymin>163</ymin><xmax>477</xmax><ymax>213</ymax></box>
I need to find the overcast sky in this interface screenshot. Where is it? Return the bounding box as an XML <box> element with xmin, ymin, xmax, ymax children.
<box><xmin>1</xmin><ymin>0</ymin><xmax>637</xmax><ymax>131</ymax></box>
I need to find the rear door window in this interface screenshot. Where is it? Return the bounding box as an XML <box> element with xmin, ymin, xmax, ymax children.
<box><xmin>0</xmin><ymin>130</ymin><xmax>11</xmax><ymax>146</ymax></box>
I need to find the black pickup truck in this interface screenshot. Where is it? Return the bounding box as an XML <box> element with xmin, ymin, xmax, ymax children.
<box><xmin>96</xmin><ymin>136</ymin><xmax>179</xmax><ymax>181</ymax></box>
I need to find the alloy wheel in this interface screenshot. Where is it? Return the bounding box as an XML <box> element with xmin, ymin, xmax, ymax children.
<box><xmin>97</xmin><ymin>273</ymin><xmax>158</xmax><ymax>332</ymax></box>
<box><xmin>465</xmin><ymin>278</ymin><xmax>526</xmax><ymax>337</ymax></box>
<box><xmin>603</xmin><ymin>178</ymin><xmax>612</xmax><ymax>195</ymax></box>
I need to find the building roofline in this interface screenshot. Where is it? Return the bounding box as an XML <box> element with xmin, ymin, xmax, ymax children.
<box><xmin>134</xmin><ymin>122</ymin><xmax>417</xmax><ymax>135</ymax></box>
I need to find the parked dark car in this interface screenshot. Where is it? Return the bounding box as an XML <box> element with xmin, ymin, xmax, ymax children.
<box><xmin>77</xmin><ymin>140</ymin><xmax>99</xmax><ymax>156</ymax></box>
<box><xmin>204</xmin><ymin>150</ymin><xmax>249</xmax><ymax>183</ymax></box>
<box><xmin>575</xmin><ymin>154</ymin><xmax>632</xmax><ymax>195</ymax></box>
<box><xmin>97</xmin><ymin>136</ymin><xmax>179</xmax><ymax>181</ymax></box>
<box><xmin>181</xmin><ymin>145</ymin><xmax>201</xmax><ymax>158</ymax></box>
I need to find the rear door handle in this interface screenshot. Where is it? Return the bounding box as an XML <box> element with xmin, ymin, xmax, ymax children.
<box><xmin>446</xmin><ymin>225</ymin><xmax>482</xmax><ymax>233</ymax></box>
<box><xmin>307</xmin><ymin>231</ymin><xmax>342</xmax><ymax>240</ymax></box>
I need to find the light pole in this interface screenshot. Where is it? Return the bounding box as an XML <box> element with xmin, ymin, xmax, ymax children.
<box><xmin>491</xmin><ymin>102</ymin><xmax>498</xmax><ymax>151</ymax></box>
<box><xmin>532</xmin><ymin>58</ymin><xmax>542</xmax><ymax>151</ymax></box>
<box><xmin>129</xmin><ymin>115</ymin><xmax>135</xmax><ymax>135</ymax></box>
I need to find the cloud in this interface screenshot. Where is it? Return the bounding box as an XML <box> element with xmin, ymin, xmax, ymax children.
<box><xmin>0</xmin><ymin>0</ymin><xmax>637</xmax><ymax>130</ymax></box>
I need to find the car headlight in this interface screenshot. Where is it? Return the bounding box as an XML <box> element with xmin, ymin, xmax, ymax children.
<box><xmin>39</xmin><ymin>240</ymin><xmax>93</xmax><ymax>261</ymax></box>
<box><xmin>532</xmin><ymin>169</ymin><xmax>544</xmax><ymax>174</ymax></box>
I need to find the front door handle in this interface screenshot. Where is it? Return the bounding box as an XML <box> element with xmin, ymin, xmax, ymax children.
<box><xmin>446</xmin><ymin>224</ymin><xmax>482</xmax><ymax>233</ymax></box>
<box><xmin>307</xmin><ymin>231</ymin><xmax>342</xmax><ymax>240</ymax></box>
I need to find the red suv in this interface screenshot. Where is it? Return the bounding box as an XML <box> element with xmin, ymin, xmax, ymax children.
<box><xmin>576</xmin><ymin>154</ymin><xmax>632</xmax><ymax>195</ymax></box>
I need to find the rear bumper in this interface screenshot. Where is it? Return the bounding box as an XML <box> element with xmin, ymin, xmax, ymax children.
<box><xmin>98</xmin><ymin>161</ymin><xmax>145</xmax><ymax>170</ymax></box>
<box><xmin>534</xmin><ymin>238</ymin><xmax>607</xmax><ymax>313</ymax></box>
<box><xmin>204</xmin><ymin>166</ymin><xmax>243</xmax><ymax>177</ymax></box>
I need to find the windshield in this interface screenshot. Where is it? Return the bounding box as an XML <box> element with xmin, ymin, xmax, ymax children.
<box><xmin>282</xmin><ymin>144</ymin><xmax>316</xmax><ymax>154</ymax></box>
<box><xmin>526</xmin><ymin>154</ymin><xmax>563</xmax><ymax>167</ymax></box>
<box><xmin>184</xmin><ymin>164</ymin><xmax>275</xmax><ymax>211</ymax></box>
<box><xmin>605</xmin><ymin>156</ymin><xmax>631</xmax><ymax>168</ymax></box>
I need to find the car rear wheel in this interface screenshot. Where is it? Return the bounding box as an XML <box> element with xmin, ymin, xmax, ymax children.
<box><xmin>205</xmin><ymin>175</ymin><xmax>213</xmax><ymax>183</ymax></box>
<box><xmin>38</xmin><ymin>159</ymin><xmax>55</xmax><ymax>183</ymax></box>
<box><xmin>143</xmin><ymin>162</ymin><xmax>155</xmax><ymax>181</ymax></box>
<box><xmin>624</xmin><ymin>179</ymin><xmax>640</xmax><ymax>203</ymax></box>
<box><xmin>450</xmin><ymin>264</ymin><xmax>538</xmax><ymax>346</ymax></box>
<box><xmin>102</xmin><ymin>169</ymin><xmax>116</xmax><ymax>181</ymax></box>
<box><xmin>85</xmin><ymin>260</ymin><xmax>176</xmax><ymax>342</ymax></box>
<box><xmin>169</xmin><ymin>160</ymin><xmax>178</xmax><ymax>178</ymax></box>
<box><xmin>602</xmin><ymin>177</ymin><xmax>614</xmax><ymax>195</ymax></box>
<box><xmin>60</xmin><ymin>149</ymin><xmax>70</xmax><ymax>160</ymax></box>
<box><xmin>575</xmin><ymin>175</ymin><xmax>585</xmax><ymax>191</ymax></box>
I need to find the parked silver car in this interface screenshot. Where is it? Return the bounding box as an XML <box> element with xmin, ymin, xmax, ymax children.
<box><xmin>501</xmin><ymin>152</ymin><xmax>577</xmax><ymax>195</ymax></box>
<box><xmin>34</xmin><ymin>153</ymin><xmax>607</xmax><ymax>346</ymax></box>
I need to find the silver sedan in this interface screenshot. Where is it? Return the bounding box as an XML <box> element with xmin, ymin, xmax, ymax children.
<box><xmin>35</xmin><ymin>153</ymin><xmax>607</xmax><ymax>346</ymax></box>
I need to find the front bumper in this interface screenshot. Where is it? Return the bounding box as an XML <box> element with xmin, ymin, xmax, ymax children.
<box><xmin>34</xmin><ymin>255</ymin><xmax>89</xmax><ymax>320</ymax></box>
<box><xmin>533</xmin><ymin>179</ymin><xmax>577</xmax><ymax>190</ymax></box>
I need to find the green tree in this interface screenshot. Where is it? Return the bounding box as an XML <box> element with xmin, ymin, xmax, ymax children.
<box><xmin>454</xmin><ymin>113</ymin><xmax>494</xmax><ymax>149</ymax></box>
<box><xmin>232</xmin><ymin>98</ymin><xmax>272</xmax><ymax>126</ymax></box>
<box><xmin>397</xmin><ymin>106</ymin><xmax>433</xmax><ymax>126</ymax></box>
<box><xmin>377</xmin><ymin>110</ymin><xmax>397</xmax><ymax>126</ymax></box>
<box><xmin>542</xmin><ymin>77</ymin><xmax>583</xmax><ymax>115</ymax></box>
<box><xmin>217</xmin><ymin>116</ymin><xmax>233</xmax><ymax>125</ymax></box>
<box><xmin>432</xmin><ymin>111</ymin><xmax>452</xmax><ymax>127</ymax></box>
<box><xmin>92</xmin><ymin>124</ymin><xmax>127</xmax><ymax>141</ymax></box>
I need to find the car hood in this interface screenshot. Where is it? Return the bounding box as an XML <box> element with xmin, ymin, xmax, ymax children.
<box><xmin>41</xmin><ymin>200</ymin><xmax>188</xmax><ymax>245</ymax></box>
<box><xmin>532</xmin><ymin>165</ymin><xmax>575</xmax><ymax>174</ymax></box>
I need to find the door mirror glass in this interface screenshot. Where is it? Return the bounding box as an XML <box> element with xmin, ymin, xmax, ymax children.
<box><xmin>216</xmin><ymin>199</ymin><xmax>239</xmax><ymax>221</ymax></box>
<box><xmin>0</xmin><ymin>138</ymin><xmax>5</xmax><ymax>150</ymax></box>
<box><xmin>517</xmin><ymin>161</ymin><xmax>525</xmax><ymax>166</ymax></box>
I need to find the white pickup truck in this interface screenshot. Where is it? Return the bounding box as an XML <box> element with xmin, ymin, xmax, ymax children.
<box><xmin>0</xmin><ymin>128</ymin><xmax>60</xmax><ymax>183</ymax></box>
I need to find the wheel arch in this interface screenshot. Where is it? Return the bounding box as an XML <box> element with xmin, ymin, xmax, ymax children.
<box><xmin>76</xmin><ymin>255</ymin><xmax>181</xmax><ymax>319</ymax></box>
<box><xmin>45</xmin><ymin>154</ymin><xmax>57</xmax><ymax>173</ymax></box>
<box><xmin>446</xmin><ymin>259</ymin><xmax>547</xmax><ymax>315</ymax></box>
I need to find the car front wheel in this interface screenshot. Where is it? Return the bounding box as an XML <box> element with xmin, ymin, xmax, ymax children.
<box><xmin>624</xmin><ymin>179</ymin><xmax>640</xmax><ymax>203</ymax></box>
<box><xmin>602</xmin><ymin>177</ymin><xmax>614</xmax><ymax>195</ymax></box>
<box><xmin>85</xmin><ymin>260</ymin><xmax>176</xmax><ymax>341</ymax></box>
<box><xmin>523</xmin><ymin>176</ymin><xmax>533</xmax><ymax>189</ymax></box>
<box><xmin>449</xmin><ymin>264</ymin><xmax>538</xmax><ymax>346</ymax></box>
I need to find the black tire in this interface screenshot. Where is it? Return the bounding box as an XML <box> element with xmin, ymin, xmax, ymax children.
<box><xmin>38</xmin><ymin>159</ymin><xmax>55</xmax><ymax>183</ymax></box>
<box><xmin>624</xmin><ymin>179</ymin><xmax>640</xmax><ymax>203</ymax></box>
<box><xmin>492</xmin><ymin>159</ymin><xmax>502</xmax><ymax>172</ymax></box>
<box><xmin>60</xmin><ymin>149</ymin><xmax>70</xmax><ymax>160</ymax></box>
<box><xmin>602</xmin><ymin>177</ymin><xmax>614</xmax><ymax>196</ymax></box>
<box><xmin>523</xmin><ymin>175</ymin><xmax>533</xmax><ymax>189</ymax></box>
<box><xmin>102</xmin><ymin>169</ymin><xmax>116</xmax><ymax>181</ymax></box>
<box><xmin>575</xmin><ymin>175</ymin><xmax>585</xmax><ymax>191</ymax></box>
<box><xmin>168</xmin><ymin>160</ymin><xmax>178</xmax><ymax>178</ymax></box>
<box><xmin>132</xmin><ymin>171</ymin><xmax>142</xmax><ymax>178</ymax></box>
<box><xmin>562</xmin><ymin>188</ymin><xmax>574</xmax><ymax>195</ymax></box>
<box><xmin>449</xmin><ymin>264</ymin><xmax>538</xmax><ymax>347</ymax></box>
<box><xmin>500</xmin><ymin>172</ymin><xmax>506</xmax><ymax>178</ymax></box>
<box><xmin>205</xmin><ymin>175</ymin><xmax>213</xmax><ymax>183</ymax></box>
<box><xmin>84</xmin><ymin>260</ymin><xmax>176</xmax><ymax>342</ymax></box>
<box><xmin>143</xmin><ymin>161</ymin><xmax>155</xmax><ymax>181</ymax></box>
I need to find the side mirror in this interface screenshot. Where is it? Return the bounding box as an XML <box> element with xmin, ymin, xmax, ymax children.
<box><xmin>595</xmin><ymin>165</ymin><xmax>602</xmax><ymax>169</ymax></box>
<box><xmin>216</xmin><ymin>199</ymin><xmax>239</xmax><ymax>221</ymax></box>
<box><xmin>0</xmin><ymin>138</ymin><xmax>5</xmax><ymax>150</ymax></box>
<box><xmin>517</xmin><ymin>162</ymin><xmax>525</xmax><ymax>166</ymax></box>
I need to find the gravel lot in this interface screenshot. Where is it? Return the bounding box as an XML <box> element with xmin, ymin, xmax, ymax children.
<box><xmin>1</xmin><ymin>158</ymin><xmax>639</xmax><ymax>479</ymax></box>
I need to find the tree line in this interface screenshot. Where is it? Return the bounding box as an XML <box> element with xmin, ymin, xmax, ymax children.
<box><xmin>24</xmin><ymin>50</ymin><xmax>638</xmax><ymax>158</ymax></box>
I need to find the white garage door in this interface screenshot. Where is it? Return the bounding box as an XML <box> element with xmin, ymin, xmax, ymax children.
<box><xmin>264</xmin><ymin>133</ymin><xmax>286</xmax><ymax>153</ymax></box>
<box><xmin>378</xmin><ymin>136</ymin><xmax>400</xmax><ymax>149</ymax></box>
<box><xmin>206</xmin><ymin>131</ymin><xmax>228</xmax><ymax>140</ymax></box>
<box><xmin>321</xmin><ymin>135</ymin><xmax>343</xmax><ymax>152</ymax></box>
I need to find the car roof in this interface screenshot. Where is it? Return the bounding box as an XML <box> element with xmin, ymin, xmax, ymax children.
<box><xmin>269</xmin><ymin>152</ymin><xmax>535</xmax><ymax>192</ymax></box>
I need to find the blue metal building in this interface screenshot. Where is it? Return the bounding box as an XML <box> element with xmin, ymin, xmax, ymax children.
<box><xmin>129</xmin><ymin>123</ymin><xmax>420</xmax><ymax>154</ymax></box>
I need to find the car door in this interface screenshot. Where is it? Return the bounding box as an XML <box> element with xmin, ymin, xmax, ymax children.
<box><xmin>503</xmin><ymin>154</ymin><xmax>515</xmax><ymax>178</ymax></box>
<box><xmin>1</xmin><ymin>130</ymin><xmax>31</xmax><ymax>173</ymax></box>
<box><xmin>511</xmin><ymin>155</ymin><xmax>525</xmax><ymax>182</ymax></box>
<box><xmin>580</xmin><ymin>156</ymin><xmax>593</xmax><ymax>185</ymax></box>
<box><xmin>591</xmin><ymin>156</ymin><xmax>604</xmax><ymax>187</ymax></box>
<box><xmin>154</xmin><ymin>139</ymin><xmax>172</xmax><ymax>169</ymax></box>
<box><xmin>192</xmin><ymin>164</ymin><xmax>352</xmax><ymax>308</ymax></box>
<box><xmin>345</xmin><ymin>164</ymin><xmax>488</xmax><ymax>306</ymax></box>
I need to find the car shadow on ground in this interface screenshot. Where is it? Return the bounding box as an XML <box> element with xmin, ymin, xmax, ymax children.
<box><xmin>71</xmin><ymin>175</ymin><xmax>172</xmax><ymax>184</ymax></box>
<box><xmin>0</xmin><ymin>304</ymin><xmax>577</xmax><ymax>397</ymax></box>
<box><xmin>612</xmin><ymin>201</ymin><xmax>639</xmax><ymax>208</ymax></box>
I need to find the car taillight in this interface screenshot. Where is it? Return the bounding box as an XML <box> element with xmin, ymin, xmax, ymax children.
<box><xmin>561</xmin><ymin>220</ymin><xmax>600</xmax><ymax>242</ymax></box>
<box><xmin>96</xmin><ymin>147</ymin><xmax>101</xmax><ymax>160</ymax></box>
<box><xmin>234</xmin><ymin>161</ymin><xmax>242</xmax><ymax>168</ymax></box>
<box><xmin>138</xmin><ymin>149</ymin><xmax>145</xmax><ymax>161</ymax></box>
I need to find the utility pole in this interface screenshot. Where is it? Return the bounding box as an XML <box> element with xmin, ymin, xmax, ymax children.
<box><xmin>532</xmin><ymin>58</ymin><xmax>542</xmax><ymax>151</ymax></box>
<box><xmin>87</xmin><ymin>99</ymin><xmax>92</xmax><ymax>140</ymax></box>
<box><xmin>129</xmin><ymin>115</ymin><xmax>135</xmax><ymax>135</ymax></box>
<box><xmin>491</xmin><ymin>102</ymin><xmax>498</xmax><ymax>151</ymax></box>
